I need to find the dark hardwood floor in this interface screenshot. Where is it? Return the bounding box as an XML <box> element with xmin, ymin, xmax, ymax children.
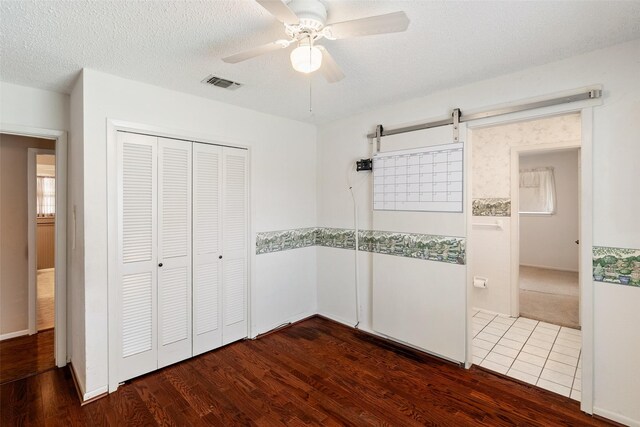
<box><xmin>0</xmin><ymin>317</ymin><xmax>613</xmax><ymax>426</ymax></box>
<box><xmin>0</xmin><ymin>328</ymin><xmax>55</xmax><ymax>384</ymax></box>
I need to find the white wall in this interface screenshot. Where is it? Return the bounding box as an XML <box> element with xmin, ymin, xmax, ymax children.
<box><xmin>68</xmin><ymin>73</ymin><xmax>86</xmax><ymax>390</ymax></box>
<box><xmin>77</xmin><ymin>69</ymin><xmax>317</xmax><ymax>397</ymax></box>
<box><xmin>520</xmin><ymin>150</ymin><xmax>579</xmax><ymax>271</ymax></box>
<box><xmin>317</xmin><ymin>39</ymin><xmax>640</xmax><ymax>424</ymax></box>
<box><xmin>469</xmin><ymin>218</ymin><xmax>512</xmax><ymax>315</ymax></box>
<box><xmin>0</xmin><ymin>82</ymin><xmax>69</xmax><ymax>131</ymax></box>
<box><xmin>316</xmin><ymin>112</ymin><xmax>372</xmax><ymax>329</ymax></box>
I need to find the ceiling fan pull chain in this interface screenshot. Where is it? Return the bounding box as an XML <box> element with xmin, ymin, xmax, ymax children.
<box><xmin>309</xmin><ymin>35</ymin><xmax>313</xmax><ymax>113</ymax></box>
<box><xmin>309</xmin><ymin>72</ymin><xmax>313</xmax><ymax>113</ymax></box>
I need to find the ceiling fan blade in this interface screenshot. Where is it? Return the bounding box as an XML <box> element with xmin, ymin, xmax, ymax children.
<box><xmin>324</xmin><ymin>11</ymin><xmax>409</xmax><ymax>40</ymax></box>
<box><xmin>255</xmin><ymin>0</ymin><xmax>299</xmax><ymax>25</ymax></box>
<box><xmin>222</xmin><ymin>40</ymin><xmax>291</xmax><ymax>64</ymax></box>
<box><xmin>317</xmin><ymin>46</ymin><xmax>345</xmax><ymax>83</ymax></box>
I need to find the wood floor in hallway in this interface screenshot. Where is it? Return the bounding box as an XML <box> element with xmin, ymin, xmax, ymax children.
<box><xmin>0</xmin><ymin>329</ymin><xmax>54</xmax><ymax>384</ymax></box>
<box><xmin>0</xmin><ymin>317</ymin><xmax>614</xmax><ymax>426</ymax></box>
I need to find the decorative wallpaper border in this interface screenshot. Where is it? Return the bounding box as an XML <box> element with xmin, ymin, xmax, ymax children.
<box><xmin>472</xmin><ymin>198</ymin><xmax>511</xmax><ymax>217</ymax></box>
<box><xmin>255</xmin><ymin>227</ymin><xmax>316</xmax><ymax>255</ymax></box>
<box><xmin>359</xmin><ymin>230</ymin><xmax>466</xmax><ymax>264</ymax></box>
<box><xmin>593</xmin><ymin>246</ymin><xmax>640</xmax><ymax>287</ymax></box>
<box><xmin>316</xmin><ymin>228</ymin><xmax>356</xmax><ymax>250</ymax></box>
<box><xmin>256</xmin><ymin>228</ymin><xmax>466</xmax><ymax>265</ymax></box>
<box><xmin>257</xmin><ymin>232</ymin><xmax>640</xmax><ymax>286</ymax></box>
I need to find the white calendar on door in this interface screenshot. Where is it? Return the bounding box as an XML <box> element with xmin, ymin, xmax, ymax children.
<box><xmin>373</xmin><ymin>142</ymin><xmax>463</xmax><ymax>212</ymax></box>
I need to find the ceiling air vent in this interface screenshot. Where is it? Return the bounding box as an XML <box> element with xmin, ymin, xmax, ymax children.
<box><xmin>202</xmin><ymin>75</ymin><xmax>242</xmax><ymax>90</ymax></box>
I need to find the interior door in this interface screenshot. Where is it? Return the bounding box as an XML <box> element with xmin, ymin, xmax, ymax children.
<box><xmin>371</xmin><ymin>127</ymin><xmax>467</xmax><ymax>363</ymax></box>
<box><xmin>192</xmin><ymin>142</ymin><xmax>223</xmax><ymax>355</ymax></box>
<box><xmin>157</xmin><ymin>137</ymin><xmax>192</xmax><ymax>368</ymax></box>
<box><xmin>116</xmin><ymin>131</ymin><xmax>158</xmax><ymax>382</ymax></box>
<box><xmin>222</xmin><ymin>147</ymin><xmax>248</xmax><ymax>344</ymax></box>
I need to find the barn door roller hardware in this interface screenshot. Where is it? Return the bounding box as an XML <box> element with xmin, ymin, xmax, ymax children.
<box><xmin>375</xmin><ymin>124</ymin><xmax>383</xmax><ymax>153</ymax></box>
<box><xmin>452</xmin><ymin>108</ymin><xmax>460</xmax><ymax>143</ymax></box>
<box><xmin>367</xmin><ymin>88</ymin><xmax>602</xmax><ymax>140</ymax></box>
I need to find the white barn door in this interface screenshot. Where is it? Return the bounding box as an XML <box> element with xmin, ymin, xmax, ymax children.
<box><xmin>222</xmin><ymin>147</ymin><xmax>248</xmax><ymax>344</ymax></box>
<box><xmin>371</xmin><ymin>127</ymin><xmax>467</xmax><ymax>363</ymax></box>
<box><xmin>116</xmin><ymin>132</ymin><xmax>158</xmax><ymax>382</ymax></box>
<box><xmin>192</xmin><ymin>143</ymin><xmax>223</xmax><ymax>355</ymax></box>
<box><xmin>157</xmin><ymin>137</ymin><xmax>192</xmax><ymax>368</ymax></box>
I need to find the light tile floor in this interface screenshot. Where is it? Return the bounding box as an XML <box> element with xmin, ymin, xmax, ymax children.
<box><xmin>472</xmin><ymin>310</ymin><xmax>581</xmax><ymax>401</ymax></box>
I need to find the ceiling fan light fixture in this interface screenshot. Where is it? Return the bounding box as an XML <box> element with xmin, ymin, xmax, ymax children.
<box><xmin>290</xmin><ymin>43</ymin><xmax>322</xmax><ymax>74</ymax></box>
<box><xmin>224</xmin><ymin>0</ymin><xmax>410</xmax><ymax>83</ymax></box>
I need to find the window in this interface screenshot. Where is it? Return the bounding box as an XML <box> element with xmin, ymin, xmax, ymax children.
<box><xmin>519</xmin><ymin>167</ymin><xmax>556</xmax><ymax>214</ymax></box>
<box><xmin>37</xmin><ymin>176</ymin><xmax>55</xmax><ymax>217</ymax></box>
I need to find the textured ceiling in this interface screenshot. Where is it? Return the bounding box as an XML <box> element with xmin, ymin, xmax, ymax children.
<box><xmin>1</xmin><ymin>1</ymin><xmax>640</xmax><ymax>123</ymax></box>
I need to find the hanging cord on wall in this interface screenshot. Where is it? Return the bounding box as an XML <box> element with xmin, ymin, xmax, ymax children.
<box><xmin>349</xmin><ymin>185</ymin><xmax>360</xmax><ymax>329</ymax></box>
<box><xmin>253</xmin><ymin>321</ymin><xmax>292</xmax><ymax>340</ymax></box>
<box><xmin>347</xmin><ymin>162</ymin><xmax>368</xmax><ymax>329</ymax></box>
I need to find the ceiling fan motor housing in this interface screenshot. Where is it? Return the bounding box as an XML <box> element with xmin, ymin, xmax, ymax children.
<box><xmin>287</xmin><ymin>0</ymin><xmax>327</xmax><ymax>34</ymax></box>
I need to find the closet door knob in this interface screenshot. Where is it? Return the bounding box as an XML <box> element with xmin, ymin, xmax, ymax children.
<box><xmin>219</xmin><ymin>255</ymin><xmax>223</xmax><ymax>259</ymax></box>
<box><xmin>158</xmin><ymin>263</ymin><xmax>163</xmax><ymax>267</ymax></box>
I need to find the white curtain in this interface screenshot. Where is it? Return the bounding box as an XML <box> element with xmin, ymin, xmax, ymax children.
<box><xmin>37</xmin><ymin>176</ymin><xmax>56</xmax><ymax>217</ymax></box>
<box><xmin>519</xmin><ymin>167</ymin><xmax>556</xmax><ymax>214</ymax></box>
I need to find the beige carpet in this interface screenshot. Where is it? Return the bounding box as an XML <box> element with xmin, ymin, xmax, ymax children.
<box><xmin>519</xmin><ymin>266</ymin><xmax>580</xmax><ymax>329</ymax></box>
<box><xmin>520</xmin><ymin>266</ymin><xmax>579</xmax><ymax>296</ymax></box>
<box><xmin>37</xmin><ymin>269</ymin><xmax>54</xmax><ymax>331</ymax></box>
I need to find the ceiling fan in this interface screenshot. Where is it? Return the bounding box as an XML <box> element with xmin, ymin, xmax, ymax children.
<box><xmin>222</xmin><ymin>0</ymin><xmax>410</xmax><ymax>83</ymax></box>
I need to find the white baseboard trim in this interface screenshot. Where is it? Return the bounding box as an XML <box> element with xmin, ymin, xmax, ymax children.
<box><xmin>252</xmin><ymin>310</ymin><xmax>317</xmax><ymax>338</ymax></box>
<box><xmin>315</xmin><ymin>311</ymin><xmax>357</xmax><ymax>329</ymax></box>
<box><xmin>594</xmin><ymin>406</ymin><xmax>640</xmax><ymax>427</ymax></box>
<box><xmin>69</xmin><ymin>362</ymin><xmax>86</xmax><ymax>398</ymax></box>
<box><xmin>472</xmin><ymin>307</ymin><xmax>512</xmax><ymax>318</ymax></box>
<box><xmin>84</xmin><ymin>385</ymin><xmax>109</xmax><ymax>402</ymax></box>
<box><xmin>69</xmin><ymin>362</ymin><xmax>109</xmax><ymax>404</ymax></box>
<box><xmin>0</xmin><ymin>329</ymin><xmax>29</xmax><ymax>341</ymax></box>
<box><xmin>520</xmin><ymin>263</ymin><xmax>579</xmax><ymax>273</ymax></box>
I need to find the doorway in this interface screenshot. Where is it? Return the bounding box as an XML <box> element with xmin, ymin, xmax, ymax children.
<box><xmin>518</xmin><ymin>149</ymin><xmax>580</xmax><ymax>329</ymax></box>
<box><xmin>469</xmin><ymin>112</ymin><xmax>586</xmax><ymax>402</ymax></box>
<box><xmin>33</xmin><ymin>152</ymin><xmax>57</xmax><ymax>334</ymax></box>
<box><xmin>0</xmin><ymin>130</ymin><xmax>66</xmax><ymax>384</ymax></box>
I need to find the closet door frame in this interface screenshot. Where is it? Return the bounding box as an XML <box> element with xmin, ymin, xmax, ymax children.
<box><xmin>107</xmin><ymin>120</ymin><xmax>252</xmax><ymax>394</ymax></box>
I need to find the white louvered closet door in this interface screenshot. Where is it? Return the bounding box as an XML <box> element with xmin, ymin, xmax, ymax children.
<box><xmin>157</xmin><ymin>137</ymin><xmax>193</xmax><ymax>368</ymax></box>
<box><xmin>222</xmin><ymin>147</ymin><xmax>248</xmax><ymax>344</ymax></box>
<box><xmin>192</xmin><ymin>143</ymin><xmax>223</xmax><ymax>356</ymax></box>
<box><xmin>116</xmin><ymin>132</ymin><xmax>158</xmax><ymax>382</ymax></box>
